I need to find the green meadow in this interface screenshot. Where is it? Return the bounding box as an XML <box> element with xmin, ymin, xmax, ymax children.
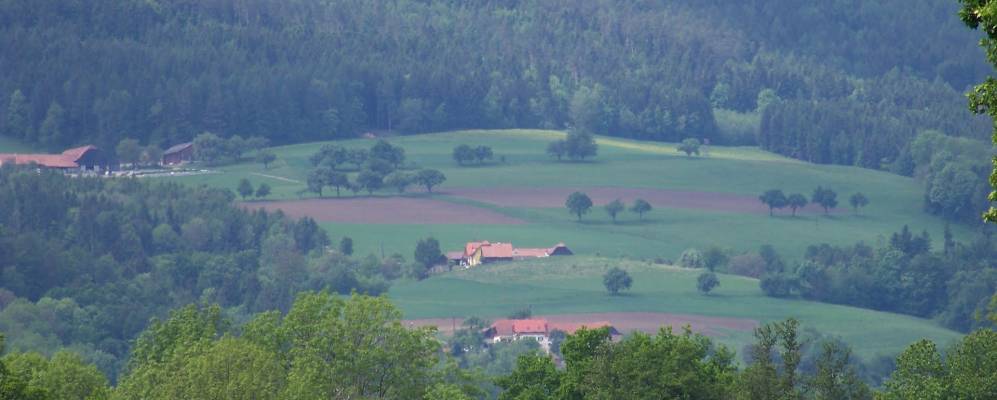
<box><xmin>162</xmin><ymin>128</ymin><xmax>970</xmax><ymax>356</ymax></box>
<box><xmin>387</xmin><ymin>256</ymin><xmax>962</xmax><ymax>360</ymax></box>
<box><xmin>168</xmin><ymin>129</ymin><xmax>969</xmax><ymax>260</ymax></box>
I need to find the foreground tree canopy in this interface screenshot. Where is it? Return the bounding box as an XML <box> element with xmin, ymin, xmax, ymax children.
<box><xmin>958</xmin><ymin>0</ymin><xmax>997</xmax><ymax>222</ymax></box>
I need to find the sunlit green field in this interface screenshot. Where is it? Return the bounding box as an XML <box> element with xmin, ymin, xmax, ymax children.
<box><xmin>156</xmin><ymin>129</ymin><xmax>969</xmax><ymax>358</ymax></box>
<box><xmin>388</xmin><ymin>256</ymin><xmax>962</xmax><ymax>360</ymax></box>
<box><xmin>167</xmin><ymin>129</ymin><xmax>967</xmax><ymax>261</ymax></box>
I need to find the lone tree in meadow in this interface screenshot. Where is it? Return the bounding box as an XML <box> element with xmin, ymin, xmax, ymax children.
<box><xmin>677</xmin><ymin>138</ymin><xmax>701</xmax><ymax>157</ymax></box>
<box><xmin>603</xmin><ymin>267</ymin><xmax>633</xmax><ymax>295</ymax></box>
<box><xmin>237</xmin><ymin>178</ymin><xmax>254</xmax><ymax>200</ymax></box>
<box><xmin>812</xmin><ymin>186</ymin><xmax>839</xmax><ymax>215</ymax></box>
<box><xmin>415</xmin><ymin>169</ymin><xmax>446</xmax><ymax>193</ymax></box>
<box><xmin>256</xmin><ymin>149</ymin><xmax>277</xmax><ymax>169</ymax></box>
<box><xmin>630</xmin><ymin>198</ymin><xmax>652</xmax><ymax>220</ymax></box>
<box><xmin>849</xmin><ymin>192</ymin><xmax>869</xmax><ymax>215</ymax></box>
<box><xmin>414</xmin><ymin>237</ymin><xmax>444</xmax><ymax>268</ymax></box>
<box><xmin>697</xmin><ymin>272</ymin><xmax>720</xmax><ymax>295</ymax></box>
<box><xmin>787</xmin><ymin>193</ymin><xmax>808</xmax><ymax>217</ymax></box>
<box><xmin>566</xmin><ymin>192</ymin><xmax>593</xmax><ymax>221</ymax></box>
<box><xmin>604</xmin><ymin>199</ymin><xmax>625</xmax><ymax>222</ymax></box>
<box><xmin>255</xmin><ymin>183</ymin><xmax>271</xmax><ymax>199</ymax></box>
<box><xmin>759</xmin><ymin>189</ymin><xmax>788</xmax><ymax>216</ymax></box>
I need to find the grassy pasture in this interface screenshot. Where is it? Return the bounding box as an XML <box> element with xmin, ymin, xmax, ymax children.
<box><xmin>162</xmin><ymin>129</ymin><xmax>968</xmax><ymax>358</ymax></box>
<box><xmin>169</xmin><ymin>129</ymin><xmax>968</xmax><ymax>260</ymax></box>
<box><xmin>388</xmin><ymin>256</ymin><xmax>963</xmax><ymax>360</ymax></box>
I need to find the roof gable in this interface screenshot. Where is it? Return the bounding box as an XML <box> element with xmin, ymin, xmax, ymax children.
<box><xmin>164</xmin><ymin>142</ymin><xmax>194</xmax><ymax>155</ymax></box>
<box><xmin>61</xmin><ymin>145</ymin><xmax>98</xmax><ymax>162</ymax></box>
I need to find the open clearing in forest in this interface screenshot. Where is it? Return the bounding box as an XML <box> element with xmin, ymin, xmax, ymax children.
<box><xmin>243</xmin><ymin>197</ymin><xmax>525</xmax><ymax>224</ymax></box>
<box><xmin>407</xmin><ymin>312</ymin><xmax>758</xmax><ymax>337</ymax></box>
<box><xmin>159</xmin><ymin>129</ymin><xmax>969</xmax><ymax>358</ymax></box>
<box><xmin>170</xmin><ymin>129</ymin><xmax>972</xmax><ymax>261</ymax></box>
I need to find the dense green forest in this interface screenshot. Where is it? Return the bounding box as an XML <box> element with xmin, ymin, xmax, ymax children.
<box><xmin>0</xmin><ymin>0</ymin><xmax>991</xmax><ymax>168</ymax></box>
<box><xmin>729</xmin><ymin>225</ymin><xmax>997</xmax><ymax>333</ymax></box>
<box><xmin>0</xmin><ymin>166</ymin><xmax>416</xmax><ymax>380</ymax></box>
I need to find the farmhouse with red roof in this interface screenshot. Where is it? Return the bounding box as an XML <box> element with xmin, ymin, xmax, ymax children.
<box><xmin>449</xmin><ymin>241</ymin><xmax>573</xmax><ymax>267</ymax></box>
<box><xmin>483</xmin><ymin>318</ymin><xmax>618</xmax><ymax>353</ymax></box>
<box><xmin>0</xmin><ymin>145</ymin><xmax>112</xmax><ymax>172</ymax></box>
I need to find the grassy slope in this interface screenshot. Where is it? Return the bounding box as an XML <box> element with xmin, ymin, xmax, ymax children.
<box><xmin>388</xmin><ymin>256</ymin><xmax>962</xmax><ymax>359</ymax></box>
<box><xmin>169</xmin><ymin>129</ymin><xmax>967</xmax><ymax>260</ymax></box>
<box><xmin>163</xmin><ymin>129</ymin><xmax>965</xmax><ymax>357</ymax></box>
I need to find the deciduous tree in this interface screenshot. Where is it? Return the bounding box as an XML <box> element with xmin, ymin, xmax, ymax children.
<box><xmin>415</xmin><ymin>169</ymin><xmax>446</xmax><ymax>193</ymax></box>
<box><xmin>415</xmin><ymin>237</ymin><xmax>444</xmax><ymax>268</ymax></box>
<box><xmin>697</xmin><ymin>272</ymin><xmax>720</xmax><ymax>294</ymax></box>
<box><xmin>452</xmin><ymin>144</ymin><xmax>474</xmax><ymax>165</ymax></box>
<box><xmin>787</xmin><ymin>193</ymin><xmax>808</xmax><ymax>217</ymax></box>
<box><xmin>116</xmin><ymin>138</ymin><xmax>143</xmax><ymax>169</ymax></box>
<box><xmin>255</xmin><ymin>183</ymin><xmax>271</xmax><ymax>199</ymax></box>
<box><xmin>759</xmin><ymin>189</ymin><xmax>788</xmax><ymax>216</ymax></box>
<box><xmin>237</xmin><ymin>178</ymin><xmax>254</xmax><ymax>200</ymax></box>
<box><xmin>546</xmin><ymin>140</ymin><xmax>566</xmax><ymax>161</ymax></box>
<box><xmin>384</xmin><ymin>171</ymin><xmax>412</xmax><ymax>193</ymax></box>
<box><xmin>677</xmin><ymin>138</ymin><xmax>702</xmax><ymax>157</ymax></box>
<box><xmin>630</xmin><ymin>198</ymin><xmax>652</xmax><ymax>220</ymax></box>
<box><xmin>812</xmin><ymin>186</ymin><xmax>838</xmax><ymax>215</ymax></box>
<box><xmin>566</xmin><ymin>192</ymin><xmax>593</xmax><ymax>221</ymax></box>
<box><xmin>356</xmin><ymin>169</ymin><xmax>384</xmax><ymax>195</ymax></box>
<box><xmin>602</xmin><ymin>267</ymin><xmax>632</xmax><ymax>295</ymax></box>
<box><xmin>604</xmin><ymin>199</ymin><xmax>624</xmax><ymax>222</ymax></box>
<box><xmin>957</xmin><ymin>1</ymin><xmax>997</xmax><ymax>222</ymax></box>
<box><xmin>256</xmin><ymin>149</ymin><xmax>277</xmax><ymax>169</ymax></box>
<box><xmin>849</xmin><ymin>192</ymin><xmax>869</xmax><ymax>215</ymax></box>
<box><xmin>339</xmin><ymin>237</ymin><xmax>353</xmax><ymax>256</ymax></box>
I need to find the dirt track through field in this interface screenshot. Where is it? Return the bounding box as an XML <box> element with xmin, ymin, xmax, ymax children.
<box><xmin>243</xmin><ymin>197</ymin><xmax>525</xmax><ymax>224</ymax></box>
<box><xmin>406</xmin><ymin>312</ymin><xmax>758</xmax><ymax>337</ymax></box>
<box><xmin>445</xmin><ymin>187</ymin><xmax>837</xmax><ymax>215</ymax></box>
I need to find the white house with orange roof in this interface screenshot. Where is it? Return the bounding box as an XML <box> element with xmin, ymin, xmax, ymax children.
<box><xmin>449</xmin><ymin>241</ymin><xmax>573</xmax><ymax>267</ymax></box>
<box><xmin>483</xmin><ymin>318</ymin><xmax>618</xmax><ymax>353</ymax></box>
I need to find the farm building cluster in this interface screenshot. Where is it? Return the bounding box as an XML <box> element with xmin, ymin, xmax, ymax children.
<box><xmin>447</xmin><ymin>241</ymin><xmax>573</xmax><ymax>267</ymax></box>
<box><xmin>0</xmin><ymin>141</ymin><xmax>198</xmax><ymax>174</ymax></box>
<box><xmin>483</xmin><ymin>318</ymin><xmax>619</xmax><ymax>354</ymax></box>
<box><xmin>0</xmin><ymin>145</ymin><xmax>113</xmax><ymax>173</ymax></box>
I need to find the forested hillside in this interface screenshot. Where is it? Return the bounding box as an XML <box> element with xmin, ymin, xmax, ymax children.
<box><xmin>0</xmin><ymin>0</ymin><xmax>990</xmax><ymax>170</ymax></box>
<box><xmin>0</xmin><ymin>166</ymin><xmax>405</xmax><ymax>379</ymax></box>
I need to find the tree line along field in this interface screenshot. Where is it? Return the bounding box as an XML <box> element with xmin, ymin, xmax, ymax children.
<box><xmin>166</xmin><ymin>129</ymin><xmax>972</xmax><ymax>261</ymax></box>
<box><xmin>388</xmin><ymin>256</ymin><xmax>962</xmax><ymax>360</ymax></box>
